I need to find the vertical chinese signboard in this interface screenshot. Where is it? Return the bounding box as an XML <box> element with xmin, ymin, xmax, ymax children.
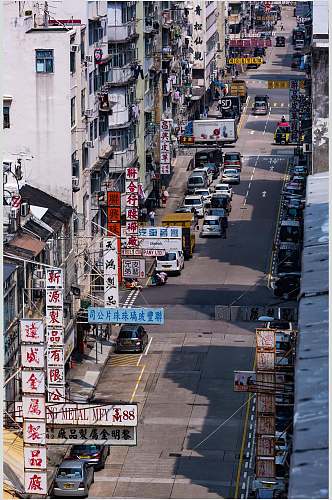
<box><xmin>125</xmin><ymin>166</ymin><xmax>140</xmax><ymax>247</ymax></box>
<box><xmin>20</xmin><ymin>319</ymin><xmax>48</xmax><ymax>496</ymax></box>
<box><xmin>255</xmin><ymin>329</ymin><xmax>276</xmax><ymax>480</ymax></box>
<box><xmin>191</xmin><ymin>1</ymin><xmax>205</xmax><ymax>70</ymax></box>
<box><xmin>160</xmin><ymin>119</ymin><xmax>172</xmax><ymax>175</ymax></box>
<box><xmin>103</xmin><ymin>237</ymin><xmax>119</xmax><ymax>307</ymax></box>
<box><xmin>289</xmin><ymin>80</ymin><xmax>301</xmax><ymax>144</ymax></box>
<box><xmin>46</xmin><ymin>269</ymin><xmax>65</xmax><ymax>403</ymax></box>
<box><xmin>107</xmin><ymin>191</ymin><xmax>122</xmax><ymax>283</ymax></box>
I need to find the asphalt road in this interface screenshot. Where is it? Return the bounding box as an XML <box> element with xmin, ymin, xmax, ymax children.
<box><xmin>89</xmin><ymin>7</ymin><xmax>300</xmax><ymax>499</ymax></box>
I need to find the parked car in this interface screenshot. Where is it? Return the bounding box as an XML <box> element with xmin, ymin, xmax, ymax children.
<box><xmin>214</xmin><ymin>183</ymin><xmax>233</xmax><ymax>198</ymax></box>
<box><xmin>283</xmin><ymin>184</ymin><xmax>305</xmax><ymax>199</ymax></box>
<box><xmin>193</xmin><ymin>167</ymin><xmax>213</xmax><ymax>186</ymax></box>
<box><xmin>210</xmin><ymin>193</ymin><xmax>232</xmax><ymax>214</ymax></box>
<box><xmin>183</xmin><ymin>195</ymin><xmax>205</xmax><ymax>217</ymax></box>
<box><xmin>291</xmin><ymin>165</ymin><xmax>308</xmax><ymax>176</ymax></box>
<box><xmin>187</xmin><ymin>172</ymin><xmax>208</xmax><ymax>194</ymax></box>
<box><xmin>203</xmin><ymin>162</ymin><xmax>220</xmax><ymax>179</ymax></box>
<box><xmin>223</xmin><ymin>151</ymin><xmax>242</xmax><ymax>170</ymax></box>
<box><xmin>206</xmin><ymin>207</ymin><xmax>228</xmax><ymax>227</ymax></box>
<box><xmin>194</xmin><ymin>148</ymin><xmax>223</xmax><ymax>169</ymax></box>
<box><xmin>200</xmin><ymin>216</ymin><xmax>223</xmax><ymax>237</ymax></box>
<box><xmin>273</xmin><ymin>275</ymin><xmax>300</xmax><ymax>299</ymax></box>
<box><xmin>277</xmin><ymin>242</ymin><xmax>301</xmax><ymax>275</ymax></box>
<box><xmin>156</xmin><ymin>250</ymin><xmax>184</xmax><ymax>274</ymax></box>
<box><xmin>69</xmin><ymin>444</ymin><xmax>110</xmax><ymax>470</ymax></box>
<box><xmin>283</xmin><ymin>197</ymin><xmax>305</xmax><ymax>211</ymax></box>
<box><xmin>115</xmin><ymin>325</ymin><xmax>148</xmax><ymax>353</ymax></box>
<box><xmin>52</xmin><ymin>459</ymin><xmax>94</xmax><ymax>498</ymax></box>
<box><xmin>221</xmin><ymin>168</ymin><xmax>240</xmax><ymax>184</ymax></box>
<box><xmin>279</xmin><ymin>220</ymin><xmax>303</xmax><ymax>244</ymax></box>
<box><xmin>283</xmin><ymin>206</ymin><xmax>303</xmax><ymax>221</ymax></box>
<box><xmin>266</xmin><ymin>320</ymin><xmax>294</xmax><ymax>331</ymax></box>
<box><xmin>194</xmin><ymin>187</ymin><xmax>213</xmax><ymax>203</ymax></box>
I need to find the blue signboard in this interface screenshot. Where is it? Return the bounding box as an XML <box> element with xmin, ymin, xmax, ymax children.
<box><xmin>88</xmin><ymin>307</ymin><xmax>165</xmax><ymax>325</ymax></box>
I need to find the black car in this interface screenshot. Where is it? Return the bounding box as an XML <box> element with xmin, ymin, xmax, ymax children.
<box><xmin>279</xmin><ymin>220</ymin><xmax>303</xmax><ymax>244</ymax></box>
<box><xmin>284</xmin><ymin>206</ymin><xmax>303</xmax><ymax>220</ymax></box>
<box><xmin>209</xmin><ymin>194</ymin><xmax>232</xmax><ymax>213</ymax></box>
<box><xmin>115</xmin><ymin>325</ymin><xmax>148</xmax><ymax>353</ymax></box>
<box><xmin>274</xmin><ymin>275</ymin><xmax>300</xmax><ymax>299</ymax></box>
<box><xmin>276</xmin><ymin>36</ymin><xmax>285</xmax><ymax>47</ymax></box>
<box><xmin>69</xmin><ymin>444</ymin><xmax>110</xmax><ymax>470</ymax></box>
<box><xmin>254</xmin><ymin>47</ymin><xmax>266</xmax><ymax>57</ymax></box>
<box><xmin>277</xmin><ymin>242</ymin><xmax>301</xmax><ymax>275</ymax></box>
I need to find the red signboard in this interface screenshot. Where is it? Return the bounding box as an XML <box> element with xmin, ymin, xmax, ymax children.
<box><xmin>107</xmin><ymin>191</ymin><xmax>122</xmax><ymax>283</ymax></box>
<box><xmin>229</xmin><ymin>38</ymin><xmax>272</xmax><ymax>48</ymax></box>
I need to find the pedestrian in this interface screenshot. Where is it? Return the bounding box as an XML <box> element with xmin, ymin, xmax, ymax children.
<box><xmin>148</xmin><ymin>209</ymin><xmax>155</xmax><ymax>226</ymax></box>
<box><xmin>162</xmin><ymin>189</ymin><xmax>169</xmax><ymax>205</ymax></box>
<box><xmin>141</xmin><ymin>206</ymin><xmax>148</xmax><ymax>223</ymax></box>
<box><xmin>235</xmin><ymin>69</ymin><xmax>239</xmax><ymax>78</ymax></box>
<box><xmin>217</xmin><ymin>98</ymin><xmax>222</xmax><ymax>112</ymax></box>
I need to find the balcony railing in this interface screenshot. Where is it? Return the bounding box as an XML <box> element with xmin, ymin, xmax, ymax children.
<box><xmin>109</xmin><ymin>146</ymin><xmax>137</xmax><ymax>173</ymax></box>
<box><xmin>107</xmin><ymin>21</ymin><xmax>137</xmax><ymax>42</ymax></box>
<box><xmin>144</xmin><ymin>88</ymin><xmax>154</xmax><ymax>111</ymax></box>
<box><xmin>144</xmin><ymin>55</ymin><xmax>154</xmax><ymax>74</ymax></box>
<box><xmin>108</xmin><ymin>66</ymin><xmax>133</xmax><ymax>85</ymax></box>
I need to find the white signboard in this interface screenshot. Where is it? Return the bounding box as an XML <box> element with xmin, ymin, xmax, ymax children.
<box><xmin>47</xmin><ymin>327</ymin><xmax>64</xmax><ymax>346</ymax></box>
<box><xmin>46</xmin><ymin>426</ymin><xmax>137</xmax><ymax>446</ymax></box>
<box><xmin>23</xmin><ymin>395</ymin><xmax>46</xmax><ymax>420</ymax></box>
<box><xmin>46</xmin><ymin>307</ymin><xmax>63</xmax><ymax>328</ymax></box>
<box><xmin>24</xmin><ymin>446</ymin><xmax>47</xmax><ymax>470</ymax></box>
<box><xmin>23</xmin><ymin>420</ymin><xmax>47</xmax><ymax>445</ymax></box>
<box><xmin>24</xmin><ymin>470</ymin><xmax>47</xmax><ymax>495</ymax></box>
<box><xmin>46</xmin><ymin>289</ymin><xmax>63</xmax><ymax>308</ymax></box>
<box><xmin>140</xmin><ymin>238</ymin><xmax>182</xmax><ymax>253</ymax></box>
<box><xmin>123</xmin><ymin>259</ymin><xmax>146</xmax><ymax>278</ymax></box>
<box><xmin>121</xmin><ymin>247</ymin><xmax>143</xmax><ymax>256</ymax></box>
<box><xmin>46</xmin><ymin>268</ymin><xmax>63</xmax><ymax>289</ymax></box>
<box><xmin>16</xmin><ymin>402</ymin><xmax>138</xmax><ymax>426</ymax></box>
<box><xmin>22</xmin><ymin>370</ymin><xmax>45</xmax><ymax>394</ymax></box>
<box><xmin>21</xmin><ymin>345</ymin><xmax>45</xmax><ymax>369</ymax></box>
<box><xmin>47</xmin><ymin>385</ymin><xmax>66</xmax><ymax>403</ymax></box>
<box><xmin>192</xmin><ymin>119</ymin><xmax>237</xmax><ymax>143</ymax></box>
<box><xmin>20</xmin><ymin>319</ymin><xmax>44</xmax><ymax>343</ymax></box>
<box><xmin>47</xmin><ymin>347</ymin><xmax>64</xmax><ymax>366</ymax></box>
<box><xmin>142</xmin><ymin>248</ymin><xmax>166</xmax><ymax>257</ymax></box>
<box><xmin>160</xmin><ymin>119</ymin><xmax>172</xmax><ymax>174</ymax></box>
<box><xmin>47</xmin><ymin>366</ymin><xmax>65</xmax><ymax>386</ymax></box>
<box><xmin>138</xmin><ymin>226</ymin><xmax>182</xmax><ymax>239</ymax></box>
<box><xmin>103</xmin><ymin>237</ymin><xmax>119</xmax><ymax>307</ymax></box>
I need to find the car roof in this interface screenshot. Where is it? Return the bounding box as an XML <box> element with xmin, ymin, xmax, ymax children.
<box><xmin>120</xmin><ymin>324</ymin><xmax>140</xmax><ymax>331</ymax></box>
<box><xmin>216</xmin><ymin>183</ymin><xmax>230</xmax><ymax>187</ymax></box>
<box><xmin>204</xmin><ymin>215</ymin><xmax>220</xmax><ymax>221</ymax></box>
<box><xmin>224</xmin><ymin>167</ymin><xmax>239</xmax><ymax>172</ymax></box>
<box><xmin>59</xmin><ymin>459</ymin><xmax>84</xmax><ymax>468</ymax></box>
<box><xmin>224</xmin><ymin>151</ymin><xmax>240</xmax><ymax>156</ymax></box>
<box><xmin>185</xmin><ymin>195</ymin><xmax>202</xmax><ymax>199</ymax></box>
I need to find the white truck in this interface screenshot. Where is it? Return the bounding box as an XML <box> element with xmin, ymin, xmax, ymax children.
<box><xmin>190</xmin><ymin>119</ymin><xmax>238</xmax><ymax>144</ymax></box>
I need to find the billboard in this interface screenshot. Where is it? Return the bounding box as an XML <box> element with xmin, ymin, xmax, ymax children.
<box><xmin>234</xmin><ymin>371</ymin><xmax>257</xmax><ymax>392</ymax></box>
<box><xmin>192</xmin><ymin>119</ymin><xmax>237</xmax><ymax>143</ymax></box>
<box><xmin>46</xmin><ymin>426</ymin><xmax>137</xmax><ymax>445</ymax></box>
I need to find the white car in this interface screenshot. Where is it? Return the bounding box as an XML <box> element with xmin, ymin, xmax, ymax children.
<box><xmin>214</xmin><ymin>183</ymin><xmax>233</xmax><ymax>198</ymax></box>
<box><xmin>183</xmin><ymin>195</ymin><xmax>204</xmax><ymax>217</ymax></box>
<box><xmin>156</xmin><ymin>250</ymin><xmax>184</xmax><ymax>274</ymax></box>
<box><xmin>193</xmin><ymin>167</ymin><xmax>213</xmax><ymax>186</ymax></box>
<box><xmin>194</xmin><ymin>187</ymin><xmax>213</xmax><ymax>203</ymax></box>
<box><xmin>200</xmin><ymin>216</ymin><xmax>222</xmax><ymax>237</ymax></box>
<box><xmin>221</xmin><ymin>168</ymin><xmax>240</xmax><ymax>185</ymax></box>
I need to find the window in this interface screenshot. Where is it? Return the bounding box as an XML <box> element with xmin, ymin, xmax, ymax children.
<box><xmin>81</xmin><ymin>89</ymin><xmax>86</xmax><ymax>116</ymax></box>
<box><xmin>90</xmin><ymin>172</ymin><xmax>101</xmax><ymax>194</ymax></box>
<box><xmin>3</xmin><ymin>105</ymin><xmax>10</xmax><ymax>129</ymax></box>
<box><xmin>71</xmin><ymin>97</ymin><xmax>76</xmax><ymax>127</ymax></box>
<box><xmin>88</xmin><ymin>20</ymin><xmax>103</xmax><ymax>45</ymax></box>
<box><xmin>89</xmin><ymin>123</ymin><xmax>94</xmax><ymax>142</ymax></box>
<box><xmin>99</xmin><ymin>114</ymin><xmax>108</xmax><ymax>137</ymax></box>
<box><xmin>108</xmin><ymin>43</ymin><xmax>136</xmax><ymax>68</ymax></box>
<box><xmin>72</xmin><ymin>151</ymin><xmax>79</xmax><ymax>177</ymax></box>
<box><xmin>94</xmin><ymin>118</ymin><xmax>98</xmax><ymax>139</ymax></box>
<box><xmin>36</xmin><ymin>49</ymin><xmax>54</xmax><ymax>73</ymax></box>
<box><xmin>80</xmin><ymin>32</ymin><xmax>85</xmax><ymax>62</ymax></box>
<box><xmin>89</xmin><ymin>71</ymin><xmax>93</xmax><ymax>94</ymax></box>
<box><xmin>82</xmin><ymin>143</ymin><xmax>89</xmax><ymax>169</ymax></box>
<box><xmin>109</xmin><ymin>126</ymin><xmax>135</xmax><ymax>152</ymax></box>
<box><xmin>70</xmin><ymin>51</ymin><xmax>76</xmax><ymax>73</ymax></box>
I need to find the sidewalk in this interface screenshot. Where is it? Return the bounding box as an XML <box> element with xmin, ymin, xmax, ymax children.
<box><xmin>47</xmin><ymin>333</ymin><xmax>117</xmax><ymax>496</ymax></box>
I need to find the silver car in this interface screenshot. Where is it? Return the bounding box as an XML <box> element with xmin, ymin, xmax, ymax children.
<box><xmin>200</xmin><ymin>216</ymin><xmax>222</xmax><ymax>237</ymax></box>
<box><xmin>53</xmin><ymin>459</ymin><xmax>94</xmax><ymax>497</ymax></box>
<box><xmin>222</xmin><ymin>168</ymin><xmax>240</xmax><ymax>185</ymax></box>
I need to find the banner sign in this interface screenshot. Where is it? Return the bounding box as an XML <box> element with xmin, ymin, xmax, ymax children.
<box><xmin>256</xmin><ymin>329</ymin><xmax>275</xmax><ymax>351</ymax></box>
<box><xmin>138</xmin><ymin>226</ymin><xmax>182</xmax><ymax>239</ymax></box>
<box><xmin>46</xmin><ymin>426</ymin><xmax>137</xmax><ymax>446</ymax></box>
<box><xmin>268</xmin><ymin>80</ymin><xmax>305</xmax><ymax>89</ymax></box>
<box><xmin>160</xmin><ymin>119</ymin><xmax>172</xmax><ymax>175</ymax></box>
<box><xmin>20</xmin><ymin>319</ymin><xmax>44</xmax><ymax>343</ymax></box>
<box><xmin>257</xmin><ymin>436</ymin><xmax>275</xmax><ymax>457</ymax></box>
<box><xmin>16</xmin><ymin>402</ymin><xmax>138</xmax><ymax>426</ymax></box>
<box><xmin>142</xmin><ymin>248</ymin><xmax>166</xmax><ymax>257</ymax></box>
<box><xmin>256</xmin><ymin>416</ymin><xmax>275</xmax><ymax>435</ymax></box>
<box><xmin>234</xmin><ymin>371</ymin><xmax>256</xmax><ymax>392</ymax></box>
<box><xmin>125</xmin><ymin>166</ymin><xmax>140</xmax><ymax>248</ymax></box>
<box><xmin>257</xmin><ymin>352</ymin><xmax>275</xmax><ymax>371</ymax></box>
<box><xmin>256</xmin><ymin>457</ymin><xmax>276</xmax><ymax>478</ymax></box>
<box><xmin>121</xmin><ymin>247</ymin><xmax>143</xmax><ymax>256</ymax></box>
<box><xmin>107</xmin><ymin>190</ymin><xmax>122</xmax><ymax>282</ymax></box>
<box><xmin>122</xmin><ymin>259</ymin><xmax>146</xmax><ymax>278</ymax></box>
<box><xmin>227</xmin><ymin>57</ymin><xmax>263</xmax><ymax>65</ymax></box>
<box><xmin>256</xmin><ymin>394</ymin><xmax>275</xmax><ymax>414</ymax></box>
<box><xmin>103</xmin><ymin>237</ymin><xmax>119</xmax><ymax>307</ymax></box>
<box><xmin>24</xmin><ymin>470</ymin><xmax>47</xmax><ymax>496</ymax></box>
<box><xmin>88</xmin><ymin>307</ymin><xmax>165</xmax><ymax>325</ymax></box>
<box><xmin>229</xmin><ymin>38</ymin><xmax>271</xmax><ymax>48</ymax></box>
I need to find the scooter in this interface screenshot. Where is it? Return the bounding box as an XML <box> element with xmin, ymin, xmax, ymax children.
<box><xmin>150</xmin><ymin>272</ymin><xmax>168</xmax><ymax>286</ymax></box>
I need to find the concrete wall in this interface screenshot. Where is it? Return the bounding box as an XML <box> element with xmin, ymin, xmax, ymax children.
<box><xmin>3</xmin><ymin>3</ymin><xmax>72</xmax><ymax>204</ymax></box>
<box><xmin>311</xmin><ymin>48</ymin><xmax>329</xmax><ymax>173</ymax></box>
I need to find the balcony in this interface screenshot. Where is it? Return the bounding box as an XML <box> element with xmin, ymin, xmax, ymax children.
<box><xmin>109</xmin><ymin>146</ymin><xmax>138</xmax><ymax>174</ymax></box>
<box><xmin>108</xmin><ymin>66</ymin><xmax>134</xmax><ymax>86</ymax></box>
<box><xmin>144</xmin><ymin>16</ymin><xmax>159</xmax><ymax>34</ymax></box>
<box><xmin>144</xmin><ymin>55</ymin><xmax>154</xmax><ymax>74</ymax></box>
<box><xmin>107</xmin><ymin>21</ymin><xmax>137</xmax><ymax>42</ymax></box>
<box><xmin>144</xmin><ymin>88</ymin><xmax>154</xmax><ymax>112</ymax></box>
<box><xmin>144</xmin><ymin>132</ymin><xmax>155</xmax><ymax>151</ymax></box>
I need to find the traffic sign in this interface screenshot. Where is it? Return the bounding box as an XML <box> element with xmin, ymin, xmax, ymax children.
<box><xmin>227</xmin><ymin>57</ymin><xmax>263</xmax><ymax>65</ymax></box>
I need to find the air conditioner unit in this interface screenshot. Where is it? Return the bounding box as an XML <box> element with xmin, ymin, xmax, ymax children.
<box><xmin>85</xmin><ymin>55</ymin><xmax>93</xmax><ymax>63</ymax></box>
<box><xmin>33</xmin><ymin>278</ymin><xmax>46</xmax><ymax>289</ymax></box>
<box><xmin>20</xmin><ymin>202</ymin><xmax>30</xmax><ymax>217</ymax></box>
<box><xmin>10</xmin><ymin>207</ymin><xmax>19</xmax><ymax>218</ymax></box>
<box><xmin>303</xmin><ymin>143</ymin><xmax>312</xmax><ymax>153</ymax></box>
<box><xmin>85</xmin><ymin>109</ymin><xmax>93</xmax><ymax>118</ymax></box>
<box><xmin>72</xmin><ymin>176</ymin><xmax>80</xmax><ymax>192</ymax></box>
<box><xmin>71</xmin><ymin>44</ymin><xmax>80</xmax><ymax>52</ymax></box>
<box><xmin>35</xmin><ymin>268</ymin><xmax>44</xmax><ymax>279</ymax></box>
<box><xmin>86</xmin><ymin>141</ymin><xmax>94</xmax><ymax>148</ymax></box>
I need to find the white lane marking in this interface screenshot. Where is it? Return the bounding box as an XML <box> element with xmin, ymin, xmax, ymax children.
<box><xmin>248</xmin><ymin>433</ymin><xmax>252</xmax><ymax>440</ymax></box>
<box><xmin>270</xmin><ymin>165</ymin><xmax>275</xmax><ymax>171</ymax></box>
<box><xmin>241</xmin><ymin>495</ymin><xmax>245</xmax><ymax>499</ymax></box>
<box><xmin>246</xmin><ymin>451</ymin><xmax>250</xmax><ymax>458</ymax></box>
<box><xmin>251</xmin><ymin>414</ymin><xmax>254</xmax><ymax>421</ymax></box>
<box><xmin>248</xmin><ymin>182</ymin><xmax>251</xmax><ymax>189</ymax></box>
<box><xmin>242</xmin><ymin>482</ymin><xmax>246</xmax><ymax>490</ymax></box>
<box><xmin>250</xmin><ymin>130</ymin><xmax>254</xmax><ymax>134</ymax></box>
<box><xmin>242</xmin><ymin>156</ymin><xmax>259</xmax><ymax>207</ymax></box>
<box><xmin>245</xmin><ymin>462</ymin><xmax>249</xmax><ymax>469</ymax></box>
<box><xmin>262</xmin><ymin>191</ymin><xmax>267</xmax><ymax>198</ymax></box>
<box><xmin>281</xmin><ymin>102</ymin><xmax>284</xmax><ymax>107</ymax></box>
<box><xmin>145</xmin><ymin>336</ymin><xmax>153</xmax><ymax>356</ymax></box>
<box><xmin>273</xmin><ymin>102</ymin><xmax>277</xmax><ymax>107</ymax></box>
<box><xmin>244</xmin><ymin>472</ymin><xmax>247</xmax><ymax>479</ymax></box>
<box><xmin>263</xmin><ymin>108</ymin><xmax>272</xmax><ymax>135</ymax></box>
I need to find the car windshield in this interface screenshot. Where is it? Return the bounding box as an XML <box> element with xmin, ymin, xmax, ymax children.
<box><xmin>157</xmin><ymin>252</ymin><xmax>176</xmax><ymax>261</ymax></box>
<box><xmin>58</xmin><ymin>467</ymin><xmax>82</xmax><ymax>478</ymax></box>
<box><xmin>119</xmin><ymin>331</ymin><xmax>136</xmax><ymax>339</ymax></box>
<box><xmin>225</xmin><ymin>169</ymin><xmax>238</xmax><ymax>174</ymax></box>
<box><xmin>225</xmin><ymin>154</ymin><xmax>240</xmax><ymax>161</ymax></box>
<box><xmin>72</xmin><ymin>445</ymin><xmax>100</xmax><ymax>453</ymax></box>
<box><xmin>216</xmin><ymin>185</ymin><xmax>228</xmax><ymax>190</ymax></box>
<box><xmin>204</xmin><ymin>219</ymin><xmax>219</xmax><ymax>225</ymax></box>
<box><xmin>185</xmin><ymin>198</ymin><xmax>201</xmax><ymax>205</ymax></box>
<box><xmin>189</xmin><ymin>177</ymin><xmax>204</xmax><ymax>184</ymax></box>
<box><xmin>255</xmin><ymin>102</ymin><xmax>266</xmax><ymax>108</ymax></box>
<box><xmin>210</xmin><ymin>209</ymin><xmax>225</xmax><ymax>216</ymax></box>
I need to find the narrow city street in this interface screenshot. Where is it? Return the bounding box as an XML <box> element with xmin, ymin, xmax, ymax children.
<box><xmin>88</xmin><ymin>6</ymin><xmax>299</xmax><ymax>499</ymax></box>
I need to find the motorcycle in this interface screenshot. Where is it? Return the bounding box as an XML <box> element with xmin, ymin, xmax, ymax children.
<box><xmin>150</xmin><ymin>272</ymin><xmax>168</xmax><ymax>286</ymax></box>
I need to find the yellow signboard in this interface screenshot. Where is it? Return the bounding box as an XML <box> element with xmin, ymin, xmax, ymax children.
<box><xmin>268</xmin><ymin>80</ymin><xmax>305</xmax><ymax>89</ymax></box>
<box><xmin>228</xmin><ymin>57</ymin><xmax>263</xmax><ymax>65</ymax></box>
